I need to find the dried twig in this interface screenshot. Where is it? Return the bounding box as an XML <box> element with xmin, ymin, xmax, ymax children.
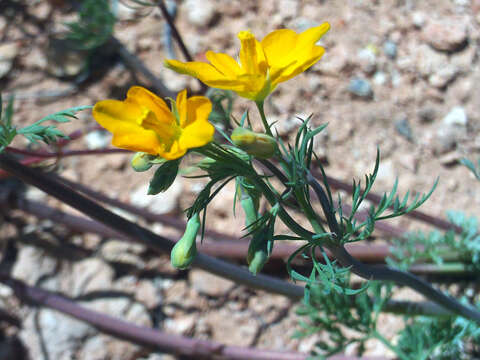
<box><xmin>157</xmin><ymin>0</ymin><xmax>193</xmax><ymax>62</ymax></box>
<box><xmin>0</xmin><ymin>154</ymin><xmax>455</xmax><ymax>318</ymax></box>
<box><xmin>0</xmin><ymin>274</ymin><xmax>314</xmax><ymax>360</ymax></box>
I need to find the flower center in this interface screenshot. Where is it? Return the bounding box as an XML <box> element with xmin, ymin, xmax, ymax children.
<box><xmin>140</xmin><ymin>108</ymin><xmax>181</xmax><ymax>151</ymax></box>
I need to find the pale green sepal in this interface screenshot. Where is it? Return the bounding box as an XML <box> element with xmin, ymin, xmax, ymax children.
<box><xmin>170</xmin><ymin>213</ymin><xmax>201</xmax><ymax>270</ymax></box>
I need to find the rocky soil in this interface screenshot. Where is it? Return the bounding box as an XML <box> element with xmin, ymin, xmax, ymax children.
<box><xmin>1</xmin><ymin>0</ymin><xmax>480</xmax><ymax>359</ymax></box>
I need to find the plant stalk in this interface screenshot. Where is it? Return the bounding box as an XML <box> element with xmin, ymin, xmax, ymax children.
<box><xmin>0</xmin><ymin>154</ymin><xmax>456</xmax><ymax>319</ymax></box>
<box><xmin>0</xmin><ymin>153</ymin><xmax>302</xmax><ymax>299</ymax></box>
<box><xmin>0</xmin><ymin>273</ymin><xmax>308</xmax><ymax>360</ymax></box>
<box><xmin>256</xmin><ymin>101</ymin><xmax>274</xmax><ymax>137</ymax></box>
<box><xmin>306</xmin><ymin>172</ymin><xmax>480</xmax><ymax>324</ymax></box>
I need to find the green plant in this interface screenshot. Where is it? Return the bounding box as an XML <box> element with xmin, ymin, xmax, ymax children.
<box><xmin>0</xmin><ymin>95</ymin><xmax>91</xmax><ymax>153</ymax></box>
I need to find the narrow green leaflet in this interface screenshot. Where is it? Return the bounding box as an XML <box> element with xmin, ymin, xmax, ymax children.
<box><xmin>18</xmin><ymin>105</ymin><xmax>92</xmax><ymax>145</ymax></box>
<box><xmin>0</xmin><ymin>97</ymin><xmax>91</xmax><ymax>151</ymax></box>
<box><xmin>460</xmin><ymin>157</ymin><xmax>480</xmax><ymax>181</ymax></box>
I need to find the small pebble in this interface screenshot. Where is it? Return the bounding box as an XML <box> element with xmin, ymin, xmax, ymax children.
<box><xmin>373</xmin><ymin>71</ymin><xmax>387</xmax><ymax>85</ymax></box>
<box><xmin>391</xmin><ymin>70</ymin><xmax>402</xmax><ymax>87</ymax></box>
<box><xmin>443</xmin><ymin>106</ymin><xmax>468</xmax><ymax>126</ymax></box>
<box><xmin>84</xmin><ymin>130</ymin><xmax>111</xmax><ymax>149</ymax></box>
<box><xmin>0</xmin><ymin>42</ymin><xmax>19</xmax><ymax>79</ymax></box>
<box><xmin>417</xmin><ymin>106</ymin><xmax>436</xmax><ymax>123</ymax></box>
<box><xmin>348</xmin><ymin>77</ymin><xmax>373</xmax><ymax>98</ymax></box>
<box><xmin>394</xmin><ymin>114</ymin><xmax>415</xmax><ymax>142</ymax></box>
<box><xmin>439</xmin><ymin>151</ymin><xmax>462</xmax><ymax>167</ymax></box>
<box><xmin>383</xmin><ymin>40</ymin><xmax>397</xmax><ymax>59</ymax></box>
<box><xmin>185</xmin><ymin>0</ymin><xmax>216</xmax><ymax>27</ymax></box>
<box><xmin>422</xmin><ymin>19</ymin><xmax>468</xmax><ymax>52</ymax></box>
<box><xmin>356</xmin><ymin>48</ymin><xmax>377</xmax><ymax>74</ymax></box>
<box><xmin>428</xmin><ymin>64</ymin><xmax>458</xmax><ymax>89</ymax></box>
<box><xmin>411</xmin><ymin>11</ymin><xmax>426</xmax><ymax>28</ymax></box>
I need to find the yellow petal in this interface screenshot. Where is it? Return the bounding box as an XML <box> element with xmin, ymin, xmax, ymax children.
<box><xmin>165</xmin><ymin>59</ymin><xmax>260</xmax><ymax>94</ymax></box>
<box><xmin>184</xmin><ymin>95</ymin><xmax>212</xmax><ymax>128</ymax></box>
<box><xmin>205</xmin><ymin>51</ymin><xmax>242</xmax><ymax>77</ymax></box>
<box><xmin>126</xmin><ymin>86</ymin><xmax>174</xmax><ymax>125</ymax></box>
<box><xmin>111</xmin><ymin>127</ymin><xmax>163</xmax><ymax>155</ymax></box>
<box><xmin>234</xmin><ymin>73</ymin><xmax>270</xmax><ymax>101</ymax></box>
<box><xmin>93</xmin><ymin>99</ymin><xmax>164</xmax><ymax>155</ymax></box>
<box><xmin>261</xmin><ymin>29</ymin><xmax>298</xmax><ymax>68</ymax></box>
<box><xmin>180</xmin><ymin>120</ymin><xmax>215</xmax><ymax>149</ymax></box>
<box><xmin>93</xmin><ymin>95</ymin><xmax>173</xmax><ymax>155</ymax></box>
<box><xmin>161</xmin><ymin>140</ymin><xmax>187</xmax><ymax>160</ymax></box>
<box><xmin>141</xmin><ymin>110</ymin><xmax>179</xmax><ymax>144</ymax></box>
<box><xmin>272</xmin><ymin>46</ymin><xmax>325</xmax><ymax>85</ymax></box>
<box><xmin>238</xmin><ymin>31</ymin><xmax>267</xmax><ymax>75</ymax></box>
<box><xmin>176</xmin><ymin>89</ymin><xmax>187</xmax><ymax>126</ymax></box>
<box><xmin>165</xmin><ymin>59</ymin><xmax>226</xmax><ymax>83</ymax></box>
<box><xmin>93</xmin><ymin>99</ymin><xmax>145</xmax><ymax>128</ymax></box>
<box><xmin>295</xmin><ymin>23</ymin><xmax>330</xmax><ymax>50</ymax></box>
<box><xmin>262</xmin><ymin>23</ymin><xmax>330</xmax><ymax>85</ymax></box>
<box><xmin>181</xmin><ymin>95</ymin><xmax>214</xmax><ymax>148</ymax></box>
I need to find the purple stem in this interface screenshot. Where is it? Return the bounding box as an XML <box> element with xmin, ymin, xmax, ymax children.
<box><xmin>0</xmin><ymin>274</ymin><xmax>312</xmax><ymax>360</ymax></box>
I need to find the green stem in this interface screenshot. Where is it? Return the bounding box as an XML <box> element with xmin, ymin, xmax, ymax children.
<box><xmin>294</xmin><ymin>188</ymin><xmax>326</xmax><ymax>234</ymax></box>
<box><xmin>306</xmin><ymin>171</ymin><xmax>341</xmax><ymax>238</ymax></box>
<box><xmin>408</xmin><ymin>262</ymin><xmax>471</xmax><ymax>275</ymax></box>
<box><xmin>255</xmin><ymin>101</ymin><xmax>274</xmax><ymax>137</ymax></box>
<box><xmin>371</xmin><ymin>330</ymin><xmax>409</xmax><ymax>360</ymax></box>
<box><xmin>196</xmin><ymin>144</ymin><xmax>314</xmax><ymax>240</ymax></box>
<box><xmin>411</xmin><ymin>250</ymin><xmax>466</xmax><ymax>264</ymax></box>
<box><xmin>250</xmin><ymin>176</ymin><xmax>314</xmax><ymax>240</ymax></box>
<box><xmin>329</xmin><ymin>243</ymin><xmax>480</xmax><ymax>324</ymax></box>
<box><xmin>306</xmin><ymin>167</ymin><xmax>480</xmax><ymax>323</ymax></box>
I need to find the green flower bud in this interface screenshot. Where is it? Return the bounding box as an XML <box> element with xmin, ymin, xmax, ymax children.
<box><xmin>247</xmin><ymin>232</ymin><xmax>269</xmax><ymax>275</ymax></box>
<box><xmin>231</xmin><ymin>128</ymin><xmax>277</xmax><ymax>159</ymax></box>
<box><xmin>196</xmin><ymin>156</ymin><xmax>217</xmax><ymax>172</ymax></box>
<box><xmin>241</xmin><ymin>194</ymin><xmax>258</xmax><ymax>228</ymax></box>
<box><xmin>171</xmin><ymin>213</ymin><xmax>200</xmax><ymax>270</ymax></box>
<box><xmin>131</xmin><ymin>152</ymin><xmax>155</xmax><ymax>172</ymax></box>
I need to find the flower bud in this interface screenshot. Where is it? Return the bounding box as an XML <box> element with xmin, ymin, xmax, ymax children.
<box><xmin>131</xmin><ymin>152</ymin><xmax>155</xmax><ymax>172</ymax></box>
<box><xmin>195</xmin><ymin>156</ymin><xmax>217</xmax><ymax>172</ymax></box>
<box><xmin>171</xmin><ymin>213</ymin><xmax>200</xmax><ymax>270</ymax></box>
<box><xmin>231</xmin><ymin>128</ymin><xmax>277</xmax><ymax>159</ymax></box>
<box><xmin>241</xmin><ymin>194</ymin><xmax>258</xmax><ymax>228</ymax></box>
<box><xmin>247</xmin><ymin>232</ymin><xmax>268</xmax><ymax>275</ymax></box>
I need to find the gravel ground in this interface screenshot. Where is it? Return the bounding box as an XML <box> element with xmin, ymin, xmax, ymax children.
<box><xmin>1</xmin><ymin>1</ymin><xmax>480</xmax><ymax>359</ymax></box>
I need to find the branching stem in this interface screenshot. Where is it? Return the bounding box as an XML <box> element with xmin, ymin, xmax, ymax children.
<box><xmin>306</xmin><ymin>172</ymin><xmax>480</xmax><ymax>324</ymax></box>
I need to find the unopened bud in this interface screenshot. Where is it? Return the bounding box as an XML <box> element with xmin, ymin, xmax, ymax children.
<box><xmin>131</xmin><ymin>152</ymin><xmax>155</xmax><ymax>172</ymax></box>
<box><xmin>196</xmin><ymin>156</ymin><xmax>216</xmax><ymax>172</ymax></box>
<box><xmin>240</xmin><ymin>194</ymin><xmax>258</xmax><ymax>228</ymax></box>
<box><xmin>171</xmin><ymin>213</ymin><xmax>200</xmax><ymax>270</ymax></box>
<box><xmin>247</xmin><ymin>233</ymin><xmax>269</xmax><ymax>275</ymax></box>
<box><xmin>231</xmin><ymin>128</ymin><xmax>277</xmax><ymax>159</ymax></box>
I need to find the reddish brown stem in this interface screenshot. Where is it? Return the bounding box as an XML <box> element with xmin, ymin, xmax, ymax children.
<box><xmin>8</xmin><ymin>197</ymin><xmax>401</xmax><ymax>265</ymax></box>
<box><xmin>0</xmin><ymin>148</ymin><xmax>128</xmax><ymax>179</ymax></box>
<box><xmin>55</xmin><ymin>173</ymin><xmax>404</xmax><ymax>241</ymax></box>
<box><xmin>55</xmin><ymin>174</ymin><xmax>239</xmax><ymax>242</ymax></box>
<box><xmin>0</xmin><ymin>157</ymin><xmax>45</xmax><ymax>178</ymax></box>
<box><xmin>0</xmin><ymin>274</ymin><xmax>315</xmax><ymax>360</ymax></box>
<box><xmin>5</xmin><ymin>147</ymin><xmax>128</xmax><ymax>158</ymax></box>
<box><xmin>4</xmin><ymin>146</ymin><xmax>460</xmax><ymax>236</ymax></box>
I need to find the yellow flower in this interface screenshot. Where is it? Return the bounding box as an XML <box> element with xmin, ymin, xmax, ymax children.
<box><xmin>165</xmin><ymin>23</ymin><xmax>330</xmax><ymax>101</ymax></box>
<box><xmin>92</xmin><ymin>87</ymin><xmax>214</xmax><ymax>160</ymax></box>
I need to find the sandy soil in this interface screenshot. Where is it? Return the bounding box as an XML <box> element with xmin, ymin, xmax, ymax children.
<box><xmin>1</xmin><ymin>0</ymin><xmax>479</xmax><ymax>359</ymax></box>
